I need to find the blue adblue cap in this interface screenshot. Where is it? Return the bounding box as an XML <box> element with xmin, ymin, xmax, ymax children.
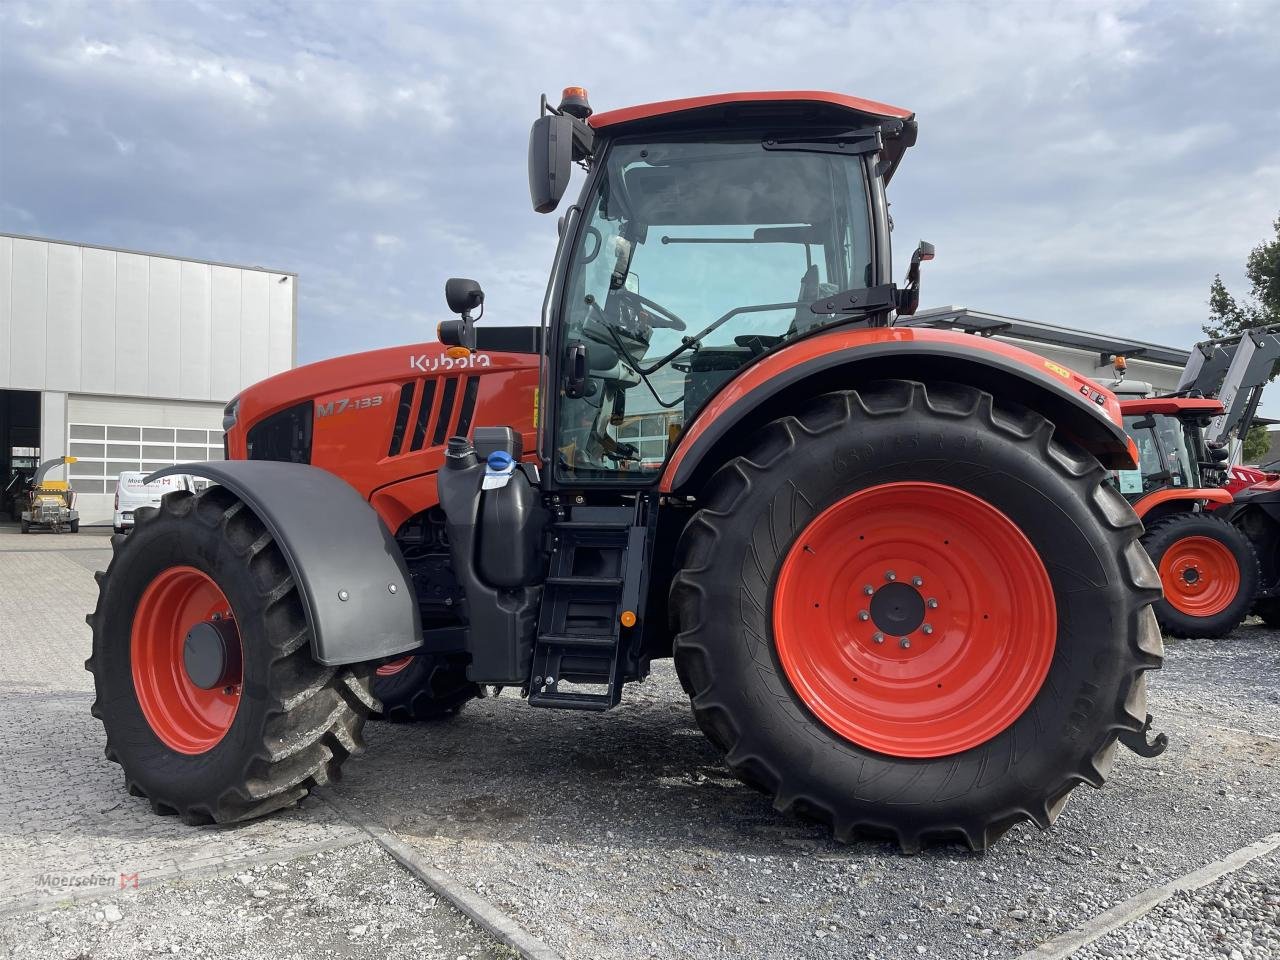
<box><xmin>486</xmin><ymin>451</ymin><xmax>515</xmax><ymax>471</ymax></box>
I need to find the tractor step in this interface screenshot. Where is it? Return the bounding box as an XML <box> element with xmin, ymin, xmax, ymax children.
<box><xmin>529</xmin><ymin>503</ymin><xmax>647</xmax><ymax>710</ymax></box>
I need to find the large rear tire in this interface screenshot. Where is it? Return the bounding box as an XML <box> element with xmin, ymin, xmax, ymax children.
<box><xmin>670</xmin><ymin>381</ymin><xmax>1163</xmax><ymax>852</ymax></box>
<box><xmin>1140</xmin><ymin>512</ymin><xmax>1258</xmax><ymax>639</ymax></box>
<box><xmin>371</xmin><ymin>652</ymin><xmax>480</xmax><ymax>722</ymax></box>
<box><xmin>86</xmin><ymin>488</ymin><xmax>375</xmax><ymax>824</ymax></box>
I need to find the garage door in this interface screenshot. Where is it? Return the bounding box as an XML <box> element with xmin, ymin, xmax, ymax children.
<box><xmin>64</xmin><ymin>396</ymin><xmax>224</xmax><ymax>524</ymax></box>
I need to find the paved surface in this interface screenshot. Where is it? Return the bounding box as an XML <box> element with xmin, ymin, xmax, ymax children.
<box><xmin>1</xmin><ymin>527</ymin><xmax>1278</xmax><ymax>958</ymax></box>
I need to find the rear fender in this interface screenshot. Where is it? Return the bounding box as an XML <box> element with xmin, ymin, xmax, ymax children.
<box><xmin>661</xmin><ymin>327</ymin><xmax>1136</xmax><ymax>494</ymax></box>
<box><xmin>150</xmin><ymin>461</ymin><xmax>421</xmax><ymax>666</ymax></box>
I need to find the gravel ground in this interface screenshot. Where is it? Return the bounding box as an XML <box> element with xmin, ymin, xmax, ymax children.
<box><xmin>0</xmin><ymin>842</ymin><xmax>514</xmax><ymax>960</ymax></box>
<box><xmin>329</xmin><ymin>626</ymin><xmax>1280</xmax><ymax>960</ymax></box>
<box><xmin>1073</xmin><ymin>848</ymin><xmax>1280</xmax><ymax>960</ymax></box>
<box><xmin>3</xmin><ymin>530</ymin><xmax>1278</xmax><ymax>959</ymax></box>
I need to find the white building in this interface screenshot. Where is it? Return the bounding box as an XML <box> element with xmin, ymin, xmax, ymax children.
<box><xmin>0</xmin><ymin>234</ymin><xmax>295</xmax><ymax>525</ymax></box>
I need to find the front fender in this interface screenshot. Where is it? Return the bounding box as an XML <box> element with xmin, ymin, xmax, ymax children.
<box><xmin>150</xmin><ymin>461</ymin><xmax>421</xmax><ymax>666</ymax></box>
<box><xmin>661</xmin><ymin>326</ymin><xmax>1136</xmax><ymax>494</ymax></box>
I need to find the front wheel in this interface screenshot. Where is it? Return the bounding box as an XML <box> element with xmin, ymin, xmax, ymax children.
<box><xmin>1141</xmin><ymin>512</ymin><xmax>1258</xmax><ymax>639</ymax></box>
<box><xmin>86</xmin><ymin>489</ymin><xmax>374</xmax><ymax>824</ymax></box>
<box><xmin>670</xmin><ymin>381</ymin><xmax>1163</xmax><ymax>852</ymax></box>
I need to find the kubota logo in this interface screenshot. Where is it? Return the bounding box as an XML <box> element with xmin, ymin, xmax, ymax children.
<box><xmin>409</xmin><ymin>352</ymin><xmax>492</xmax><ymax>372</ymax></box>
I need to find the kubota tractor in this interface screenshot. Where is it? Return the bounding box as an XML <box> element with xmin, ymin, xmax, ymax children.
<box><xmin>1116</xmin><ymin>396</ymin><xmax>1258</xmax><ymax>638</ymax></box>
<box><xmin>87</xmin><ymin>88</ymin><xmax>1165</xmax><ymax>851</ymax></box>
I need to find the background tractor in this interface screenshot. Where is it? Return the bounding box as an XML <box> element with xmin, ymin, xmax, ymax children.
<box><xmin>20</xmin><ymin>457</ymin><xmax>80</xmax><ymax>534</ymax></box>
<box><xmin>1114</xmin><ymin>397</ymin><xmax>1257</xmax><ymax>638</ymax></box>
<box><xmin>87</xmin><ymin>88</ymin><xmax>1163</xmax><ymax>851</ymax></box>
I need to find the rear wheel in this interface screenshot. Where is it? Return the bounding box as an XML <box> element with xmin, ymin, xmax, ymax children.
<box><xmin>671</xmin><ymin>381</ymin><xmax>1162</xmax><ymax>851</ymax></box>
<box><xmin>20</xmin><ymin>519</ymin><xmax>29</xmax><ymax>534</ymax></box>
<box><xmin>86</xmin><ymin>489</ymin><xmax>375</xmax><ymax>824</ymax></box>
<box><xmin>1141</xmin><ymin>512</ymin><xmax>1258</xmax><ymax>638</ymax></box>
<box><xmin>371</xmin><ymin>652</ymin><xmax>479</xmax><ymax>722</ymax></box>
<box><xmin>69</xmin><ymin>519</ymin><xmax>80</xmax><ymax>534</ymax></box>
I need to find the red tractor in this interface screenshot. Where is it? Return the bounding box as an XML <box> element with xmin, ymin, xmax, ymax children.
<box><xmin>87</xmin><ymin>88</ymin><xmax>1164</xmax><ymax>851</ymax></box>
<box><xmin>1116</xmin><ymin>396</ymin><xmax>1259</xmax><ymax>637</ymax></box>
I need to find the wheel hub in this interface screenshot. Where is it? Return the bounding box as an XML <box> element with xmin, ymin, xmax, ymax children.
<box><xmin>183</xmin><ymin>618</ymin><xmax>243</xmax><ymax>690</ymax></box>
<box><xmin>868</xmin><ymin>581</ymin><xmax>926</xmax><ymax>636</ymax></box>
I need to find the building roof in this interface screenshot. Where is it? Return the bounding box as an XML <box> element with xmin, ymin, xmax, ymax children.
<box><xmin>905</xmin><ymin>306</ymin><xmax>1190</xmax><ymax>368</ymax></box>
<box><xmin>0</xmin><ymin>233</ymin><xmax>297</xmax><ymax>277</ymax></box>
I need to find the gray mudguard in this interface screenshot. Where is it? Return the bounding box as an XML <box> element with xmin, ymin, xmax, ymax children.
<box><xmin>149</xmin><ymin>461</ymin><xmax>421</xmax><ymax>666</ymax></box>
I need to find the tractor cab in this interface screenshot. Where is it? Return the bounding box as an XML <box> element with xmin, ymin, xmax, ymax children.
<box><xmin>446</xmin><ymin>89</ymin><xmax>925</xmax><ymax>483</ymax></box>
<box><xmin>1115</xmin><ymin>397</ymin><xmax>1228</xmax><ymax>506</ymax></box>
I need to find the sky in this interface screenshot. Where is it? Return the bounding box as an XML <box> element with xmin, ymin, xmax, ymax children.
<box><xmin>2</xmin><ymin>0</ymin><xmax>1279</xmax><ymax>377</ymax></box>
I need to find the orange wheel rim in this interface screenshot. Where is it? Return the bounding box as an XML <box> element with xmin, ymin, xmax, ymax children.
<box><xmin>1157</xmin><ymin>535</ymin><xmax>1240</xmax><ymax>617</ymax></box>
<box><xmin>376</xmin><ymin>655</ymin><xmax>414</xmax><ymax>677</ymax></box>
<box><xmin>772</xmin><ymin>482</ymin><xmax>1057</xmax><ymax>758</ymax></box>
<box><xmin>131</xmin><ymin>566</ymin><xmax>242</xmax><ymax>754</ymax></box>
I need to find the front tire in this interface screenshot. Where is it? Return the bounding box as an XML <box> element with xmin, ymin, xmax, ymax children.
<box><xmin>670</xmin><ymin>381</ymin><xmax>1163</xmax><ymax>851</ymax></box>
<box><xmin>86</xmin><ymin>488</ymin><xmax>375</xmax><ymax>824</ymax></box>
<box><xmin>1141</xmin><ymin>512</ymin><xmax>1258</xmax><ymax>638</ymax></box>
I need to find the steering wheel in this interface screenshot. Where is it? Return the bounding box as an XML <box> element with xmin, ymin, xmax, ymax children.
<box><xmin>621</xmin><ymin>291</ymin><xmax>687</xmax><ymax>331</ymax></box>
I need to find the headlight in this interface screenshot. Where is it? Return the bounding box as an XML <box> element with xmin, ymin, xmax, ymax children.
<box><xmin>222</xmin><ymin>395</ymin><xmax>241</xmax><ymax>431</ymax></box>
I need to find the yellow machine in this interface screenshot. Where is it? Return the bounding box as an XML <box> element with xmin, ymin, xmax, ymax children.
<box><xmin>20</xmin><ymin>457</ymin><xmax>80</xmax><ymax>534</ymax></box>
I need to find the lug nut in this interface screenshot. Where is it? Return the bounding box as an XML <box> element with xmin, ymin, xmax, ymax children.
<box><xmin>899</xmin><ymin>637</ymin><xmax>911</xmax><ymax>649</ymax></box>
<box><xmin>927</xmin><ymin>598</ymin><xmax>939</xmax><ymax>609</ymax></box>
<box><xmin>858</xmin><ymin>611</ymin><xmax>870</xmax><ymax>621</ymax></box>
<box><xmin>863</xmin><ymin>585</ymin><xmax>874</xmax><ymax>596</ymax></box>
<box><xmin>885</xmin><ymin>570</ymin><xmax>896</xmax><ymax>582</ymax></box>
<box><xmin>912</xmin><ymin>576</ymin><xmax>923</xmax><ymax>587</ymax></box>
<box><xmin>872</xmin><ymin>632</ymin><xmax>885</xmax><ymax>644</ymax></box>
<box><xmin>338</xmin><ymin>590</ymin><xmax>349</xmax><ymax>602</ymax></box>
<box><xmin>388</xmin><ymin>583</ymin><xmax>397</xmax><ymax>594</ymax></box>
<box><xmin>922</xmin><ymin>624</ymin><xmax>934</xmax><ymax>635</ymax></box>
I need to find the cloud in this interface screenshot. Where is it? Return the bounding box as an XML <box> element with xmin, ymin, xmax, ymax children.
<box><xmin>2</xmin><ymin>0</ymin><xmax>1278</xmax><ymax>414</ymax></box>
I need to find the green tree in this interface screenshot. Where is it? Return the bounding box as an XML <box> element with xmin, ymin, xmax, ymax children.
<box><xmin>1203</xmin><ymin>214</ymin><xmax>1280</xmax><ymax>339</ymax></box>
<box><xmin>1243</xmin><ymin>423</ymin><xmax>1272</xmax><ymax>464</ymax></box>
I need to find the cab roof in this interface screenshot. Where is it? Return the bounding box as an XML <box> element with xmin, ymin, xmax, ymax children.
<box><xmin>588</xmin><ymin>90</ymin><xmax>918</xmax><ymax>183</ymax></box>
<box><xmin>589</xmin><ymin>91</ymin><xmax>914</xmax><ymax>129</ymax></box>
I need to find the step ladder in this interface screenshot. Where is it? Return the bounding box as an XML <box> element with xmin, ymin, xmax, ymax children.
<box><xmin>529</xmin><ymin>504</ymin><xmax>645</xmax><ymax>710</ymax></box>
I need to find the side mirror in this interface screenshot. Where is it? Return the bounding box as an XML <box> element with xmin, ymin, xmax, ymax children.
<box><xmin>896</xmin><ymin>240</ymin><xmax>935</xmax><ymax>317</ymax></box>
<box><xmin>445</xmin><ymin>277</ymin><xmax>484</xmax><ymax>317</ymax></box>
<box><xmin>440</xmin><ymin>278</ymin><xmax>483</xmax><ymax>350</ymax></box>
<box><xmin>528</xmin><ymin>114</ymin><xmax>574</xmax><ymax>214</ymax></box>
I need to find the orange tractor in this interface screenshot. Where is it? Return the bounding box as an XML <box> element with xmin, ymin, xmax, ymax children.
<box><xmin>88</xmin><ymin>88</ymin><xmax>1163</xmax><ymax>851</ymax></box>
<box><xmin>1116</xmin><ymin>396</ymin><xmax>1258</xmax><ymax>638</ymax></box>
